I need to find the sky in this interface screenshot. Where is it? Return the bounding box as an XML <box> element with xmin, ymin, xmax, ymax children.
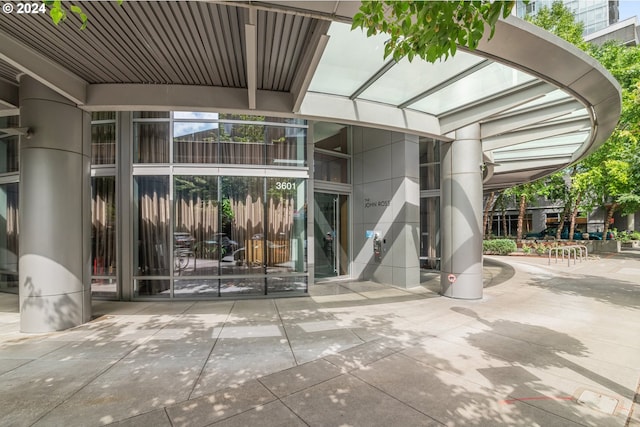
<box><xmin>618</xmin><ymin>0</ymin><xmax>640</xmax><ymax>20</ymax></box>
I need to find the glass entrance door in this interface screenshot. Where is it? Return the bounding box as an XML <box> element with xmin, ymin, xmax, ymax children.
<box><xmin>314</xmin><ymin>192</ymin><xmax>348</xmax><ymax>279</ymax></box>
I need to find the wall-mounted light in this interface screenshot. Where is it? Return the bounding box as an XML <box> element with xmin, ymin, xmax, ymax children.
<box><xmin>0</xmin><ymin>127</ymin><xmax>32</xmax><ymax>139</ymax></box>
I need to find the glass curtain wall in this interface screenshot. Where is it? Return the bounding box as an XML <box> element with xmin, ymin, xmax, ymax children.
<box><xmin>420</xmin><ymin>138</ymin><xmax>441</xmax><ymax>270</ymax></box>
<box><xmin>91</xmin><ymin>112</ymin><xmax>118</xmax><ymax>297</ymax></box>
<box><xmin>0</xmin><ymin>116</ymin><xmax>20</xmax><ymax>294</ymax></box>
<box><xmin>490</xmin><ymin>214</ymin><xmax>533</xmax><ymax>237</ymax></box>
<box><xmin>0</xmin><ymin>183</ymin><xmax>18</xmax><ymax>293</ymax></box>
<box><xmin>91</xmin><ymin>176</ymin><xmax>117</xmax><ymax>296</ymax></box>
<box><xmin>133</xmin><ymin>112</ymin><xmax>308</xmax><ymax>298</ymax></box>
<box><xmin>266</xmin><ymin>177</ymin><xmax>306</xmax><ymax>293</ymax></box>
<box><xmin>312</xmin><ymin>123</ymin><xmax>351</xmax><ymax>280</ymax></box>
<box><xmin>134</xmin><ymin>175</ymin><xmax>171</xmax><ymax>297</ymax></box>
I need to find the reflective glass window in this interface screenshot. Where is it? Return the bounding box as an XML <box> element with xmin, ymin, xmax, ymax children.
<box><xmin>314</xmin><ymin>123</ymin><xmax>349</xmax><ymax>154</ymax></box>
<box><xmin>134</xmin><ymin>176</ymin><xmax>170</xmax><ymax>276</ymax></box>
<box><xmin>174</xmin><ymin>176</ymin><xmax>219</xmax><ymax>276</ymax></box>
<box><xmin>174</xmin><ymin>111</ymin><xmax>219</xmax><ymax>120</ymax></box>
<box><xmin>92</xmin><ymin>278</ymin><xmax>117</xmax><ymax>298</ymax></box>
<box><xmin>220</xmin><ymin>176</ymin><xmax>264</xmax><ymax>275</ymax></box>
<box><xmin>91</xmin><ymin>176</ymin><xmax>117</xmax><ymax>277</ymax></box>
<box><xmin>0</xmin><ymin>136</ymin><xmax>19</xmax><ymax>173</ymax></box>
<box><xmin>135</xmin><ymin>280</ymin><xmax>170</xmax><ymax>297</ymax></box>
<box><xmin>420</xmin><ymin>139</ymin><xmax>440</xmax><ymax>191</ymax></box>
<box><xmin>267</xmin><ymin>127</ymin><xmax>306</xmax><ymax>167</ymax></box>
<box><xmin>420</xmin><ymin>196</ymin><xmax>440</xmax><ymax>270</ymax></box>
<box><xmin>314</xmin><ymin>152</ymin><xmax>349</xmax><ymax>183</ymax></box>
<box><xmin>134</xmin><ymin>122</ymin><xmax>170</xmax><ymax>163</ymax></box>
<box><xmin>173</xmin><ymin>122</ymin><xmax>220</xmax><ymax>163</ymax></box>
<box><xmin>0</xmin><ymin>183</ymin><xmax>18</xmax><ymax>293</ymax></box>
<box><xmin>134</xmin><ymin>111</ymin><xmax>170</xmax><ymax>119</ymax></box>
<box><xmin>267</xmin><ymin>276</ymin><xmax>307</xmax><ymax>294</ymax></box>
<box><xmin>266</xmin><ymin>178</ymin><xmax>306</xmax><ymax>274</ymax></box>
<box><xmin>219</xmin><ymin>123</ymin><xmax>266</xmax><ymax>165</ymax></box>
<box><xmin>219</xmin><ymin>277</ymin><xmax>264</xmax><ymax>297</ymax></box>
<box><xmin>218</xmin><ymin>113</ymin><xmax>305</xmax><ymax>125</ymax></box>
<box><xmin>174</xmin><ymin>279</ymin><xmax>219</xmax><ymax>297</ymax></box>
<box><xmin>91</xmin><ymin>114</ymin><xmax>116</xmax><ymax>165</ymax></box>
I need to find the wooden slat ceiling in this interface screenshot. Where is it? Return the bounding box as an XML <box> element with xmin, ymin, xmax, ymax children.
<box><xmin>0</xmin><ymin>1</ymin><xmax>319</xmax><ymax>91</ymax></box>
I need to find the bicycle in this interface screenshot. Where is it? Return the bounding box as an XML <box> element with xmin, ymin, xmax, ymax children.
<box><xmin>174</xmin><ymin>248</ymin><xmax>192</xmax><ymax>272</ymax></box>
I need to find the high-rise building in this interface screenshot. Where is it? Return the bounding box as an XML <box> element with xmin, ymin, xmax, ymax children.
<box><xmin>516</xmin><ymin>0</ymin><xmax>620</xmax><ymax>34</ymax></box>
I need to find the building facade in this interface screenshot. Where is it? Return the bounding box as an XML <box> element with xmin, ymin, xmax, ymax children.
<box><xmin>516</xmin><ymin>0</ymin><xmax>620</xmax><ymax>35</ymax></box>
<box><xmin>0</xmin><ymin>1</ymin><xmax>620</xmax><ymax>332</ymax></box>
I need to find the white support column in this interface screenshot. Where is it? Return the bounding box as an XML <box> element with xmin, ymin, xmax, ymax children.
<box><xmin>440</xmin><ymin>123</ymin><xmax>483</xmax><ymax>299</ymax></box>
<box><xmin>19</xmin><ymin>76</ymin><xmax>91</xmax><ymax>332</ymax></box>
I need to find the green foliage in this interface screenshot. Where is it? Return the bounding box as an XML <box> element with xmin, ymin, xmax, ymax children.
<box><xmin>218</xmin><ymin>115</ymin><xmax>266</xmax><ymax>143</ymax></box>
<box><xmin>524</xmin><ymin>1</ymin><xmax>587</xmax><ymax>49</ymax></box>
<box><xmin>44</xmin><ymin>0</ymin><xmax>123</xmax><ymax>29</ymax></box>
<box><xmin>482</xmin><ymin>239</ymin><xmax>516</xmax><ymax>255</ymax></box>
<box><xmin>534</xmin><ymin>243</ymin><xmax>546</xmax><ymax>255</ymax></box>
<box><xmin>220</xmin><ymin>198</ymin><xmax>234</xmax><ymax>222</ymax></box>
<box><xmin>521</xmin><ymin>2</ymin><xmax>640</xmax><ymax>232</ymax></box>
<box><xmin>352</xmin><ymin>1</ymin><xmax>517</xmax><ymax>63</ymax></box>
<box><xmin>620</xmin><ymin>230</ymin><xmax>640</xmax><ymax>242</ymax></box>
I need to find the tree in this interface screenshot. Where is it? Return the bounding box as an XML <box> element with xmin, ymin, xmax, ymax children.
<box><xmin>482</xmin><ymin>191</ymin><xmax>497</xmax><ymax>238</ymax></box>
<box><xmin>524</xmin><ymin>1</ymin><xmax>587</xmax><ymax>49</ymax></box>
<box><xmin>525</xmin><ymin>2</ymin><xmax>640</xmax><ymax>237</ymax></box>
<box><xmin>507</xmin><ymin>181</ymin><xmax>546</xmax><ymax>242</ymax></box>
<box><xmin>581</xmin><ymin>42</ymin><xmax>640</xmax><ymax>235</ymax></box>
<box><xmin>352</xmin><ymin>1</ymin><xmax>518</xmax><ymax>63</ymax></box>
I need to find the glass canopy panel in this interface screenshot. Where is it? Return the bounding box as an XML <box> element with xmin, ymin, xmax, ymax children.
<box><xmin>503</xmin><ymin>89</ymin><xmax>573</xmax><ymax>113</ymax></box>
<box><xmin>493</xmin><ymin>132</ymin><xmax>589</xmax><ymax>161</ymax></box>
<box><xmin>408</xmin><ymin>62</ymin><xmax>536</xmax><ymax>115</ymax></box>
<box><xmin>358</xmin><ymin>52</ymin><xmax>485</xmax><ymax>106</ymax></box>
<box><xmin>493</xmin><ymin>144</ymin><xmax>583</xmax><ymax>161</ymax></box>
<box><xmin>541</xmin><ymin>108</ymin><xmax>590</xmax><ymax>124</ymax></box>
<box><xmin>308</xmin><ymin>22</ymin><xmax>389</xmax><ymax>96</ymax></box>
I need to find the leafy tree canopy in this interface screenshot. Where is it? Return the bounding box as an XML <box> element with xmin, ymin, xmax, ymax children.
<box><xmin>523</xmin><ymin>1</ymin><xmax>587</xmax><ymax>49</ymax></box>
<box><xmin>351</xmin><ymin>1</ymin><xmax>518</xmax><ymax>63</ymax></box>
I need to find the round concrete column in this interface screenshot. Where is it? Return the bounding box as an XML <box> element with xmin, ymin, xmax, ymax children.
<box><xmin>19</xmin><ymin>76</ymin><xmax>91</xmax><ymax>332</ymax></box>
<box><xmin>440</xmin><ymin>124</ymin><xmax>483</xmax><ymax>299</ymax></box>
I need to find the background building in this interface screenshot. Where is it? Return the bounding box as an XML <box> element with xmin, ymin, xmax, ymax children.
<box><xmin>517</xmin><ymin>0</ymin><xmax>620</xmax><ymax>34</ymax></box>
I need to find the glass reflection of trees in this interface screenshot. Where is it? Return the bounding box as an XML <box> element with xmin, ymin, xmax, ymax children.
<box><xmin>221</xmin><ymin>176</ymin><xmax>264</xmax><ymax>275</ymax></box>
<box><xmin>267</xmin><ymin>178</ymin><xmax>306</xmax><ymax>275</ymax></box>
<box><xmin>135</xmin><ymin>176</ymin><xmax>170</xmax><ymax>276</ymax></box>
<box><xmin>91</xmin><ymin>177</ymin><xmax>116</xmax><ymax>276</ymax></box>
<box><xmin>91</xmin><ymin>112</ymin><xmax>116</xmax><ymax>165</ymax></box>
<box><xmin>0</xmin><ymin>183</ymin><xmax>19</xmax><ymax>293</ymax></box>
<box><xmin>174</xmin><ymin>176</ymin><xmax>219</xmax><ymax>275</ymax></box>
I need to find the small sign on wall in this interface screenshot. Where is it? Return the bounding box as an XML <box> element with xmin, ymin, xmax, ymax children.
<box><xmin>364</xmin><ymin>198</ymin><xmax>391</xmax><ymax>208</ymax></box>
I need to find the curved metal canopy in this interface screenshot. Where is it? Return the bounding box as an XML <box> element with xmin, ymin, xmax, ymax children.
<box><xmin>0</xmin><ymin>1</ymin><xmax>621</xmax><ymax>189</ymax></box>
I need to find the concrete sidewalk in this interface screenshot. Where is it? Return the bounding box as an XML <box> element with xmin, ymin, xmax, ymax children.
<box><xmin>0</xmin><ymin>252</ymin><xmax>638</xmax><ymax>426</ymax></box>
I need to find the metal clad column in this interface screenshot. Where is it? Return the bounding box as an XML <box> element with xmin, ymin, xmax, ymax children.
<box><xmin>440</xmin><ymin>124</ymin><xmax>483</xmax><ymax>299</ymax></box>
<box><xmin>19</xmin><ymin>76</ymin><xmax>91</xmax><ymax>332</ymax></box>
